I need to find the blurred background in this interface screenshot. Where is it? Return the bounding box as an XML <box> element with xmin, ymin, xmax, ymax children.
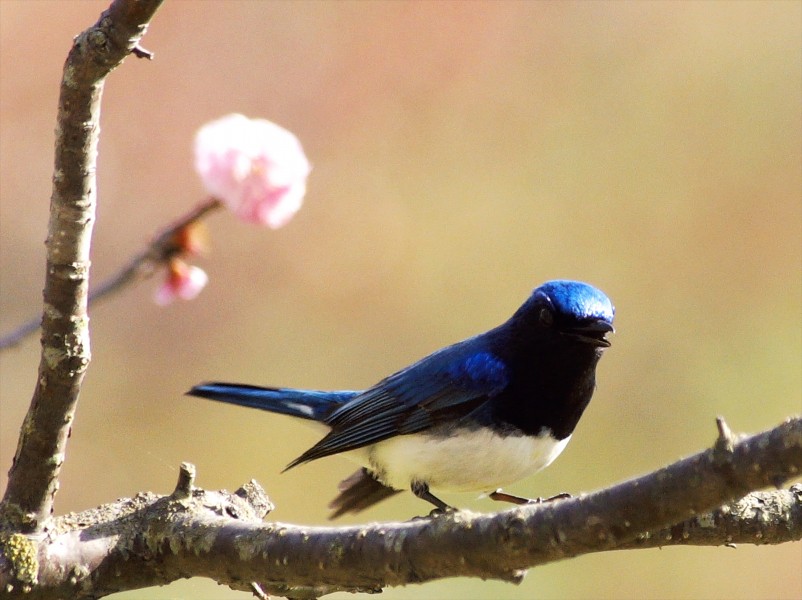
<box><xmin>1</xmin><ymin>2</ymin><xmax>800</xmax><ymax>598</ymax></box>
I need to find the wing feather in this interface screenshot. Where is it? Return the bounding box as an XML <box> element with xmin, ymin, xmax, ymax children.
<box><xmin>285</xmin><ymin>347</ymin><xmax>509</xmax><ymax>469</ymax></box>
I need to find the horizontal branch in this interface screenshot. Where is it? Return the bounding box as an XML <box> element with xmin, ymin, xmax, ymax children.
<box><xmin>1</xmin><ymin>417</ymin><xmax>799</xmax><ymax>598</ymax></box>
<box><xmin>620</xmin><ymin>485</ymin><xmax>802</xmax><ymax>548</ymax></box>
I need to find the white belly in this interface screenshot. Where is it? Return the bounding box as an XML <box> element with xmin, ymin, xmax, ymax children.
<box><xmin>358</xmin><ymin>429</ymin><xmax>570</xmax><ymax>493</ymax></box>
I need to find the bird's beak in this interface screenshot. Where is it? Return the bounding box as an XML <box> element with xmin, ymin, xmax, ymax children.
<box><xmin>565</xmin><ymin>320</ymin><xmax>615</xmax><ymax>348</ymax></box>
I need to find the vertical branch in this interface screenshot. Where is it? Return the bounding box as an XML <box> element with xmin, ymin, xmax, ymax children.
<box><xmin>1</xmin><ymin>0</ymin><xmax>165</xmax><ymax>533</ymax></box>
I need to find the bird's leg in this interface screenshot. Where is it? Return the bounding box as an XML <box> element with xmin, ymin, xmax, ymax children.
<box><xmin>411</xmin><ymin>481</ymin><xmax>455</xmax><ymax>516</ymax></box>
<box><xmin>489</xmin><ymin>489</ymin><xmax>572</xmax><ymax>505</ymax></box>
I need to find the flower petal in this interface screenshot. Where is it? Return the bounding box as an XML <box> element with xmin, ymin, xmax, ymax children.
<box><xmin>194</xmin><ymin>114</ymin><xmax>310</xmax><ymax>228</ymax></box>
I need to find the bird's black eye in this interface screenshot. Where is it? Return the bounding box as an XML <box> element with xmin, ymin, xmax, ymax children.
<box><xmin>538</xmin><ymin>307</ymin><xmax>554</xmax><ymax>327</ymax></box>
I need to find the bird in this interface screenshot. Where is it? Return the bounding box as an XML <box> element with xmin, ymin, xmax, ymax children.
<box><xmin>187</xmin><ymin>280</ymin><xmax>614</xmax><ymax>518</ymax></box>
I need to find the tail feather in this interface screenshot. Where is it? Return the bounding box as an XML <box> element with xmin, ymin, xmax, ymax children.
<box><xmin>187</xmin><ymin>382</ymin><xmax>358</xmax><ymax>422</ymax></box>
<box><xmin>328</xmin><ymin>468</ymin><xmax>401</xmax><ymax>519</ymax></box>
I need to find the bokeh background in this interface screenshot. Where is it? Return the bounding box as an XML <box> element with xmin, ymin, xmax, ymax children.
<box><xmin>1</xmin><ymin>2</ymin><xmax>800</xmax><ymax>598</ymax></box>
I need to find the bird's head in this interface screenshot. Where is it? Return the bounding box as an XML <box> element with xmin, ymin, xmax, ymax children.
<box><xmin>512</xmin><ymin>280</ymin><xmax>615</xmax><ymax>348</ymax></box>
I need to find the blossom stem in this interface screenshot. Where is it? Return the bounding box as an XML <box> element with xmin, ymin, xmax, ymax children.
<box><xmin>0</xmin><ymin>198</ymin><xmax>223</xmax><ymax>350</ymax></box>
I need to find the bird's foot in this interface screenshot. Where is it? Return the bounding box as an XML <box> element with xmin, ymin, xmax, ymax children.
<box><xmin>409</xmin><ymin>505</ymin><xmax>456</xmax><ymax>521</ymax></box>
<box><xmin>489</xmin><ymin>489</ymin><xmax>572</xmax><ymax>505</ymax></box>
<box><xmin>428</xmin><ymin>505</ymin><xmax>457</xmax><ymax>517</ymax></box>
<box><xmin>410</xmin><ymin>481</ymin><xmax>457</xmax><ymax>518</ymax></box>
<box><xmin>541</xmin><ymin>492</ymin><xmax>572</xmax><ymax>503</ymax></box>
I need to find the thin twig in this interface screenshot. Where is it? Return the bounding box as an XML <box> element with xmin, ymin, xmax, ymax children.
<box><xmin>0</xmin><ymin>320</ymin><xmax>42</xmax><ymax>351</ymax></box>
<box><xmin>0</xmin><ymin>198</ymin><xmax>221</xmax><ymax>351</ymax></box>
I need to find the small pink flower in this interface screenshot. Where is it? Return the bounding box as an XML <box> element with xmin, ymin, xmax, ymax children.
<box><xmin>194</xmin><ymin>114</ymin><xmax>310</xmax><ymax>229</ymax></box>
<box><xmin>154</xmin><ymin>259</ymin><xmax>209</xmax><ymax>306</ymax></box>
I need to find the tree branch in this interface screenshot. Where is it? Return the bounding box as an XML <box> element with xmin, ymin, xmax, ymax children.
<box><xmin>2</xmin><ymin>418</ymin><xmax>799</xmax><ymax>598</ymax></box>
<box><xmin>621</xmin><ymin>485</ymin><xmax>802</xmax><ymax>548</ymax></box>
<box><xmin>0</xmin><ymin>0</ymin><xmax>165</xmax><ymax>534</ymax></box>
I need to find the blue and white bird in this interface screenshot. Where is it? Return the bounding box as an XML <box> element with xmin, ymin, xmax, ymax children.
<box><xmin>188</xmin><ymin>280</ymin><xmax>614</xmax><ymax>518</ymax></box>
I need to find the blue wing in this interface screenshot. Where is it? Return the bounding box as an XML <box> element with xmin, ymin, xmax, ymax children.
<box><xmin>285</xmin><ymin>344</ymin><xmax>509</xmax><ymax>469</ymax></box>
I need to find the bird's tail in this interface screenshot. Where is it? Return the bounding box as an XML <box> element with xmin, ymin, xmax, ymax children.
<box><xmin>328</xmin><ymin>468</ymin><xmax>401</xmax><ymax>519</ymax></box>
<box><xmin>187</xmin><ymin>382</ymin><xmax>358</xmax><ymax>422</ymax></box>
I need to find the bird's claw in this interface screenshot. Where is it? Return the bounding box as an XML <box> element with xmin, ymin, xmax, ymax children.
<box><xmin>409</xmin><ymin>506</ymin><xmax>456</xmax><ymax>521</ymax></box>
<box><xmin>429</xmin><ymin>505</ymin><xmax>456</xmax><ymax>517</ymax></box>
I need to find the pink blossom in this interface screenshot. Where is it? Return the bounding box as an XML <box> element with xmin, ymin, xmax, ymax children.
<box><xmin>194</xmin><ymin>114</ymin><xmax>310</xmax><ymax>228</ymax></box>
<box><xmin>154</xmin><ymin>260</ymin><xmax>209</xmax><ymax>306</ymax></box>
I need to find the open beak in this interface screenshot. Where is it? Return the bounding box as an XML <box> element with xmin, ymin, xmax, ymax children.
<box><xmin>565</xmin><ymin>319</ymin><xmax>615</xmax><ymax>348</ymax></box>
